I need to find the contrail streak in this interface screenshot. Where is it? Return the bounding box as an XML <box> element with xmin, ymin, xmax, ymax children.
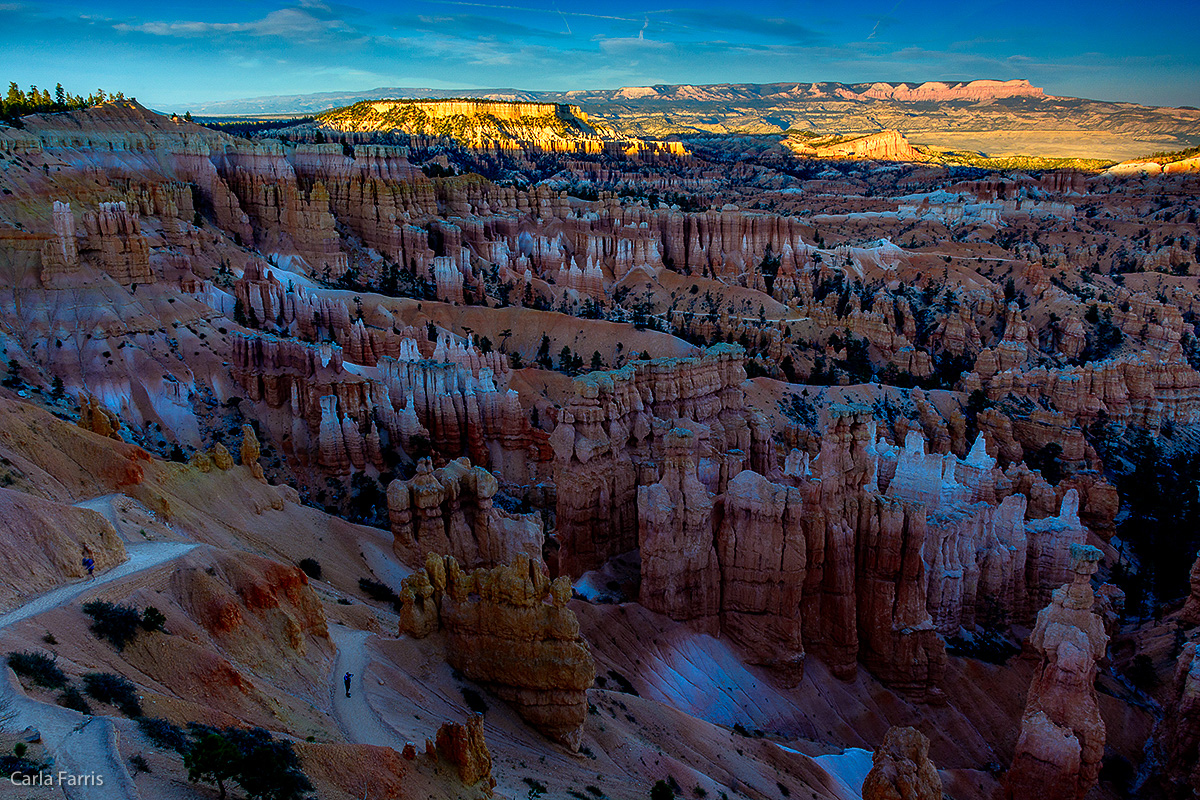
<box><xmin>867</xmin><ymin>0</ymin><xmax>903</xmax><ymax>40</ymax></box>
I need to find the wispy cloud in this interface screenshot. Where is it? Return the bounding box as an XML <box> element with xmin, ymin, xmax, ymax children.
<box><xmin>114</xmin><ymin>6</ymin><xmax>354</xmax><ymax>42</ymax></box>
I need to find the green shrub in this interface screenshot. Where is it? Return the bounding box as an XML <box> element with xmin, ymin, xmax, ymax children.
<box><xmin>461</xmin><ymin>687</ymin><xmax>488</xmax><ymax>715</ymax></box>
<box><xmin>358</xmin><ymin>578</ymin><xmax>402</xmax><ymax>611</ymax></box>
<box><xmin>651</xmin><ymin>780</ymin><xmax>675</xmax><ymax>800</ymax></box>
<box><xmin>141</xmin><ymin>607</ymin><xmax>167</xmax><ymax>633</ymax></box>
<box><xmin>185</xmin><ymin>726</ymin><xmax>312</xmax><ymax>800</ymax></box>
<box><xmin>605</xmin><ymin>669</ymin><xmax>639</xmax><ymax>697</ymax></box>
<box><xmin>1127</xmin><ymin>654</ymin><xmax>1159</xmax><ymax>690</ymax></box>
<box><xmin>82</xmin><ymin>601</ymin><xmax>143</xmax><ymax>650</ymax></box>
<box><xmin>58</xmin><ymin>685</ymin><xmax>91</xmax><ymax>714</ymax></box>
<box><xmin>83</xmin><ymin>672</ymin><xmax>142</xmax><ymax>717</ymax></box>
<box><xmin>298</xmin><ymin>559</ymin><xmax>322</xmax><ymax>580</ymax></box>
<box><xmin>7</xmin><ymin>651</ymin><xmax>67</xmax><ymax>688</ymax></box>
<box><xmin>138</xmin><ymin>717</ymin><xmax>189</xmax><ymax>752</ymax></box>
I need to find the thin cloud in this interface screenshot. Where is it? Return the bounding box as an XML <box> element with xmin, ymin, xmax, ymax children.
<box><xmin>418</xmin><ymin>0</ymin><xmax>643</xmax><ymax>23</ymax></box>
<box><xmin>115</xmin><ymin>7</ymin><xmax>354</xmax><ymax>42</ymax></box>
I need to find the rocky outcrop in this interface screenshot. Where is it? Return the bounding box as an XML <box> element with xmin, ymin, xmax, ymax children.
<box><xmin>1006</xmin><ymin>544</ymin><xmax>1107</xmax><ymax>800</ymax></box>
<box><xmin>881</xmin><ymin>431</ymin><xmax>1089</xmax><ymax>630</ymax></box>
<box><xmin>78</xmin><ymin>394</ymin><xmax>123</xmax><ymax>440</ymax></box>
<box><xmin>398</xmin><ymin>553</ymin><xmax>595</xmax><ymax>748</ymax></box>
<box><xmin>716</xmin><ymin>469</ymin><xmax>807</xmax><ymax>678</ymax></box>
<box><xmin>169</xmin><ymin>549</ymin><xmax>331</xmax><ymax>676</ymax></box>
<box><xmin>637</xmin><ymin>428</ymin><xmax>720</xmax><ymax>629</ymax></box>
<box><xmin>1183</xmin><ymin>551</ymin><xmax>1200</xmax><ymax>627</ymax></box>
<box><xmin>387</xmin><ymin>457</ymin><xmax>542</xmax><ymax>569</ymax></box>
<box><xmin>240</xmin><ymin>424</ymin><xmax>266</xmax><ymax>481</ymax></box>
<box><xmin>211</xmin><ymin>442</ymin><xmax>234</xmax><ymax>470</ymax></box>
<box><xmin>39</xmin><ymin>200</ymin><xmax>80</xmax><ymax>285</ymax></box>
<box><xmin>213</xmin><ymin>143</ymin><xmax>347</xmax><ymax>276</ymax></box>
<box><xmin>632</xmin><ymin>412</ymin><xmax>947</xmax><ymax>698</ymax></box>
<box><xmin>1154</xmin><ymin>641</ymin><xmax>1200</xmax><ymax>800</ymax></box>
<box><xmin>861</xmin><ymin>726</ymin><xmax>943</xmax><ymax>800</ymax></box>
<box><xmin>551</xmin><ymin>344</ymin><xmax>763</xmax><ymax>575</ymax></box>
<box><xmin>435</xmin><ymin>715</ymin><xmax>494</xmax><ymax>794</ymax></box>
<box><xmin>967</xmin><ymin>350</ymin><xmax>1200</xmax><ymax>435</ymax></box>
<box><xmin>80</xmin><ymin>201</ymin><xmax>153</xmax><ymax>285</ymax></box>
<box><xmin>229</xmin><ymin>326</ymin><xmax>540</xmax><ymax>483</ymax></box>
<box><xmin>855</xmin><ymin>494</ymin><xmax>946</xmax><ymax>701</ymax></box>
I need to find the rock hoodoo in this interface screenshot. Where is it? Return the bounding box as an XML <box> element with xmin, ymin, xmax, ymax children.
<box><xmin>1005</xmin><ymin>543</ymin><xmax>1107</xmax><ymax>800</ymax></box>
<box><xmin>1154</xmin><ymin>641</ymin><xmax>1200</xmax><ymax>800</ymax></box>
<box><xmin>861</xmin><ymin>726</ymin><xmax>944</xmax><ymax>800</ymax></box>
<box><xmin>1182</xmin><ymin>550</ymin><xmax>1200</xmax><ymax>626</ymax></box>
<box><xmin>435</xmin><ymin>715</ymin><xmax>495</xmax><ymax>795</ymax></box>
<box><xmin>398</xmin><ymin>553</ymin><xmax>595</xmax><ymax>748</ymax></box>
<box><xmin>387</xmin><ymin>457</ymin><xmax>542</xmax><ymax>569</ymax></box>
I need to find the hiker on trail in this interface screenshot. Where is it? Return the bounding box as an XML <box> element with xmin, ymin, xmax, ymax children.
<box><xmin>344</xmin><ymin>672</ymin><xmax>352</xmax><ymax>698</ymax></box>
<box><xmin>82</xmin><ymin>556</ymin><xmax>95</xmax><ymax>579</ymax></box>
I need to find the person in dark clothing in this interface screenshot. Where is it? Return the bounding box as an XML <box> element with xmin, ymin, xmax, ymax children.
<box><xmin>343</xmin><ymin>672</ymin><xmax>352</xmax><ymax>698</ymax></box>
<box><xmin>82</xmin><ymin>557</ymin><xmax>95</xmax><ymax>579</ymax></box>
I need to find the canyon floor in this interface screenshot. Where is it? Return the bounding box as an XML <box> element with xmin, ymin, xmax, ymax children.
<box><xmin>0</xmin><ymin>89</ymin><xmax>1198</xmax><ymax>800</ymax></box>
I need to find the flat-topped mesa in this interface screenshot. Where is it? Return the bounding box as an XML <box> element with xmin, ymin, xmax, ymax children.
<box><xmin>1006</xmin><ymin>543</ymin><xmax>1108</xmax><ymax>800</ymax></box>
<box><xmin>549</xmin><ymin>344</ymin><xmax>769</xmax><ymax>576</ymax></box>
<box><xmin>397</xmin><ymin>553</ymin><xmax>595</xmax><ymax>749</ymax></box>
<box><xmin>308</xmin><ymin>98</ymin><xmax>690</xmax><ymax>158</ymax></box>
<box><xmin>387</xmin><ymin>456</ymin><xmax>542</xmax><ymax>569</ymax></box>
<box><xmin>788</xmin><ymin>130</ymin><xmax>923</xmax><ymax>161</ymax></box>
<box><xmin>375</xmin><ymin>99</ymin><xmax>591</xmax><ymax>124</ymax></box>
<box><xmin>315</xmin><ymin>99</ymin><xmax>599</xmax><ymax>141</ymax></box>
<box><xmin>857</xmin><ymin>78</ymin><xmax>1045</xmax><ymax>103</ymax></box>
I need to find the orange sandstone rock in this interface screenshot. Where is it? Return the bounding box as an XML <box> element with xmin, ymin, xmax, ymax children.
<box><xmin>861</xmin><ymin>726</ymin><xmax>943</xmax><ymax>800</ymax></box>
<box><xmin>435</xmin><ymin>715</ymin><xmax>495</xmax><ymax>794</ymax></box>
<box><xmin>1006</xmin><ymin>544</ymin><xmax>1107</xmax><ymax>800</ymax></box>
<box><xmin>398</xmin><ymin>553</ymin><xmax>595</xmax><ymax>748</ymax></box>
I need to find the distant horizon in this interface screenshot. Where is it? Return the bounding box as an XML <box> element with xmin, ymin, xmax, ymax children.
<box><xmin>2</xmin><ymin>1</ymin><xmax>1197</xmax><ymax>111</ymax></box>
<box><xmin>161</xmin><ymin>78</ymin><xmax>1195</xmax><ymax>115</ymax></box>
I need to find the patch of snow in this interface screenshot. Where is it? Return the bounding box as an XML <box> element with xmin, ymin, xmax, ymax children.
<box><xmin>812</xmin><ymin>747</ymin><xmax>874</xmax><ymax>800</ymax></box>
<box><xmin>573</xmin><ymin>572</ymin><xmax>607</xmax><ymax>601</ymax></box>
<box><xmin>573</xmin><ymin>551</ymin><xmax>638</xmax><ymax>603</ymax></box>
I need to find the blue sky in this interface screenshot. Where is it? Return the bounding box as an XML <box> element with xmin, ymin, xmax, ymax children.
<box><xmin>2</xmin><ymin>0</ymin><xmax>1197</xmax><ymax>109</ymax></box>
